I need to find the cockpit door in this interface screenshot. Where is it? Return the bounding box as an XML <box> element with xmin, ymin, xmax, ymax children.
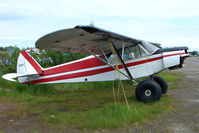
<box><xmin>162</xmin><ymin>52</ymin><xmax>180</xmax><ymax>68</ymax></box>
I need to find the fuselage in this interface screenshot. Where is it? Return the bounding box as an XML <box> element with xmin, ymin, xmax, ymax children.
<box><xmin>18</xmin><ymin>48</ymin><xmax>189</xmax><ymax>84</ymax></box>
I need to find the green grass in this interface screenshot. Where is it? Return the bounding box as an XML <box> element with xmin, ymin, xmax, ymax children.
<box><xmin>156</xmin><ymin>71</ymin><xmax>182</xmax><ymax>90</ymax></box>
<box><xmin>0</xmin><ymin>71</ymin><xmax>181</xmax><ymax>130</ymax></box>
<box><xmin>42</xmin><ymin>96</ymin><xmax>173</xmax><ymax>129</ymax></box>
<box><xmin>0</xmin><ymin>77</ymin><xmax>18</xmax><ymax>89</ymax></box>
<box><xmin>156</xmin><ymin>71</ymin><xmax>181</xmax><ymax>82</ymax></box>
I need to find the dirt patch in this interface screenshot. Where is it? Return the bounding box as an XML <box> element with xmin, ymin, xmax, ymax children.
<box><xmin>0</xmin><ymin>98</ymin><xmax>16</xmax><ymax>115</ymax></box>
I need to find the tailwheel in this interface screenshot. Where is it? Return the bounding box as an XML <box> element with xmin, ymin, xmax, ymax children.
<box><xmin>153</xmin><ymin>76</ymin><xmax>168</xmax><ymax>94</ymax></box>
<box><xmin>135</xmin><ymin>79</ymin><xmax>162</xmax><ymax>103</ymax></box>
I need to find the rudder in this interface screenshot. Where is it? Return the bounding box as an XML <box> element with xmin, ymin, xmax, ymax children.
<box><xmin>17</xmin><ymin>50</ymin><xmax>43</xmax><ymax>83</ymax></box>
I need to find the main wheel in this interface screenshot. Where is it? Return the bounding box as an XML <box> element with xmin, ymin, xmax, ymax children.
<box><xmin>135</xmin><ymin>80</ymin><xmax>162</xmax><ymax>103</ymax></box>
<box><xmin>153</xmin><ymin>76</ymin><xmax>168</xmax><ymax>94</ymax></box>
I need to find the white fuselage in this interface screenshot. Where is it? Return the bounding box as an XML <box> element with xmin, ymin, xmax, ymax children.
<box><xmin>17</xmin><ymin>49</ymin><xmax>188</xmax><ymax>84</ymax></box>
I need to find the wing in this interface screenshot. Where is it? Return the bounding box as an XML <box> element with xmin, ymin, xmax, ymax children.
<box><xmin>35</xmin><ymin>25</ymin><xmax>141</xmax><ymax>55</ymax></box>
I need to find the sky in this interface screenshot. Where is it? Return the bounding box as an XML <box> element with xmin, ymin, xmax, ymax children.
<box><xmin>0</xmin><ymin>0</ymin><xmax>199</xmax><ymax>51</ymax></box>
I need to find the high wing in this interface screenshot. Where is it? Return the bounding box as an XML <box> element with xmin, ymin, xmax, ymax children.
<box><xmin>35</xmin><ymin>25</ymin><xmax>160</xmax><ymax>82</ymax></box>
<box><xmin>35</xmin><ymin>25</ymin><xmax>159</xmax><ymax>55</ymax></box>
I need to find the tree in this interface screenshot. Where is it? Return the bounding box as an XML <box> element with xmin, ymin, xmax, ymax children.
<box><xmin>30</xmin><ymin>49</ymin><xmax>88</xmax><ymax>68</ymax></box>
<box><xmin>0</xmin><ymin>46</ymin><xmax>88</xmax><ymax>74</ymax></box>
<box><xmin>190</xmin><ymin>51</ymin><xmax>198</xmax><ymax>56</ymax></box>
<box><xmin>0</xmin><ymin>46</ymin><xmax>21</xmax><ymax>75</ymax></box>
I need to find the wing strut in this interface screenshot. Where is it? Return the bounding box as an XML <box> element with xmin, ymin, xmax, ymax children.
<box><xmin>109</xmin><ymin>39</ymin><xmax>134</xmax><ymax>80</ymax></box>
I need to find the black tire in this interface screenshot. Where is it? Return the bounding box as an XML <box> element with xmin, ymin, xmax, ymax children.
<box><xmin>135</xmin><ymin>80</ymin><xmax>162</xmax><ymax>103</ymax></box>
<box><xmin>153</xmin><ymin>76</ymin><xmax>168</xmax><ymax>94</ymax></box>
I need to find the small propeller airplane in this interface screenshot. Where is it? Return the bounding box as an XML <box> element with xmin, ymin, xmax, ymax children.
<box><xmin>2</xmin><ymin>25</ymin><xmax>189</xmax><ymax>102</ymax></box>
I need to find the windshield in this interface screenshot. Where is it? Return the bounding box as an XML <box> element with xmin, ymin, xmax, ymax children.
<box><xmin>141</xmin><ymin>41</ymin><xmax>160</xmax><ymax>54</ymax></box>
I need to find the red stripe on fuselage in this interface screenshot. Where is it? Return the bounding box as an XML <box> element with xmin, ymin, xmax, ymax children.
<box><xmin>22</xmin><ymin>52</ymin><xmax>181</xmax><ymax>84</ymax></box>
<box><xmin>21</xmin><ymin>51</ymin><xmax>42</xmax><ymax>73</ymax></box>
<box><xmin>43</xmin><ymin>57</ymin><xmax>106</xmax><ymax>76</ymax></box>
<box><xmin>25</xmin><ymin>66</ymin><xmax>114</xmax><ymax>84</ymax></box>
<box><xmin>163</xmin><ymin>53</ymin><xmax>180</xmax><ymax>58</ymax></box>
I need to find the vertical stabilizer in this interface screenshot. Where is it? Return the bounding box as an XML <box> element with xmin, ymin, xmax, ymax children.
<box><xmin>17</xmin><ymin>51</ymin><xmax>43</xmax><ymax>83</ymax></box>
<box><xmin>17</xmin><ymin>51</ymin><xmax>43</xmax><ymax>75</ymax></box>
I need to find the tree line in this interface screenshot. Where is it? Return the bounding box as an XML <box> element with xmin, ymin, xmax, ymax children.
<box><xmin>0</xmin><ymin>46</ymin><xmax>87</xmax><ymax>75</ymax></box>
<box><xmin>189</xmin><ymin>51</ymin><xmax>199</xmax><ymax>56</ymax></box>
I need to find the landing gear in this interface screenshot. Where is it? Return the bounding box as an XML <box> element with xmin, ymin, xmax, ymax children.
<box><xmin>135</xmin><ymin>76</ymin><xmax>168</xmax><ymax>103</ymax></box>
<box><xmin>153</xmin><ymin>76</ymin><xmax>168</xmax><ymax>94</ymax></box>
<box><xmin>135</xmin><ymin>79</ymin><xmax>162</xmax><ymax>103</ymax></box>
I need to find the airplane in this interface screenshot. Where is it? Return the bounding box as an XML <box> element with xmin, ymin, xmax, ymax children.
<box><xmin>2</xmin><ymin>25</ymin><xmax>189</xmax><ymax>102</ymax></box>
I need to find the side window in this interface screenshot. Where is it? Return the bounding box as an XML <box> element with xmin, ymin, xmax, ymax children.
<box><xmin>123</xmin><ymin>45</ymin><xmax>147</xmax><ymax>61</ymax></box>
<box><xmin>105</xmin><ymin>44</ymin><xmax>147</xmax><ymax>64</ymax></box>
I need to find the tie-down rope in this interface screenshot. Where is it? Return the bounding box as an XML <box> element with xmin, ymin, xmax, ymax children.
<box><xmin>109</xmin><ymin>40</ymin><xmax>130</xmax><ymax>111</ymax></box>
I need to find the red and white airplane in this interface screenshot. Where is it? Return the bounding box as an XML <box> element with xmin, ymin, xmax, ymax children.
<box><xmin>3</xmin><ymin>26</ymin><xmax>189</xmax><ymax>102</ymax></box>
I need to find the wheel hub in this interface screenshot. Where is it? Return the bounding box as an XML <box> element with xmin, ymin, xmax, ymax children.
<box><xmin>145</xmin><ymin>89</ymin><xmax>152</xmax><ymax>96</ymax></box>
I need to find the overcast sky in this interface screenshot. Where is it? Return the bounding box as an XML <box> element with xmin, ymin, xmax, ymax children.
<box><xmin>0</xmin><ymin>0</ymin><xmax>199</xmax><ymax>51</ymax></box>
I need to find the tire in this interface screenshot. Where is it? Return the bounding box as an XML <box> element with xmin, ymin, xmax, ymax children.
<box><xmin>135</xmin><ymin>80</ymin><xmax>162</xmax><ymax>103</ymax></box>
<box><xmin>153</xmin><ymin>76</ymin><xmax>168</xmax><ymax>94</ymax></box>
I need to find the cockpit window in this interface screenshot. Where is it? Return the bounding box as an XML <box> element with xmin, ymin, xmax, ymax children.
<box><xmin>106</xmin><ymin>44</ymin><xmax>148</xmax><ymax>64</ymax></box>
<box><xmin>123</xmin><ymin>45</ymin><xmax>147</xmax><ymax>61</ymax></box>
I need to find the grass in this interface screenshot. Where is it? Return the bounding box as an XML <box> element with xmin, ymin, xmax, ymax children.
<box><xmin>156</xmin><ymin>71</ymin><xmax>181</xmax><ymax>82</ymax></box>
<box><xmin>42</xmin><ymin>96</ymin><xmax>173</xmax><ymax>129</ymax></box>
<box><xmin>0</xmin><ymin>77</ymin><xmax>18</xmax><ymax>89</ymax></box>
<box><xmin>0</xmin><ymin>71</ymin><xmax>181</xmax><ymax>130</ymax></box>
<box><xmin>194</xmin><ymin>127</ymin><xmax>199</xmax><ymax>132</ymax></box>
<box><xmin>156</xmin><ymin>71</ymin><xmax>182</xmax><ymax>90</ymax></box>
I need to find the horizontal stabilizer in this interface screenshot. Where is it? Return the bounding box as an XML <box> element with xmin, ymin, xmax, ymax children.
<box><xmin>2</xmin><ymin>73</ymin><xmax>18</xmax><ymax>82</ymax></box>
<box><xmin>2</xmin><ymin>73</ymin><xmax>40</xmax><ymax>82</ymax></box>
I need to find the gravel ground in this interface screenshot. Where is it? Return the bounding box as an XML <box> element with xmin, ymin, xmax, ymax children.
<box><xmin>0</xmin><ymin>57</ymin><xmax>199</xmax><ymax>133</ymax></box>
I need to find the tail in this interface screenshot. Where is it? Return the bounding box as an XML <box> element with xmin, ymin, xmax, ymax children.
<box><xmin>2</xmin><ymin>50</ymin><xmax>43</xmax><ymax>83</ymax></box>
<box><xmin>17</xmin><ymin>50</ymin><xmax>43</xmax><ymax>75</ymax></box>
